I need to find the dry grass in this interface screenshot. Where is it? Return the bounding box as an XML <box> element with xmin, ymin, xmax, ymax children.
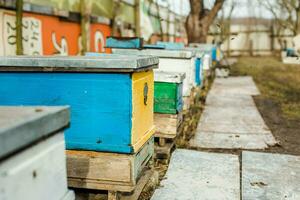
<box><xmin>230</xmin><ymin>56</ymin><xmax>300</xmax><ymax>119</ymax></box>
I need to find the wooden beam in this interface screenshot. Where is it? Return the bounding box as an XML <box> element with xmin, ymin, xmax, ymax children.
<box><xmin>80</xmin><ymin>0</ymin><xmax>90</xmax><ymax>55</ymax></box>
<box><xmin>16</xmin><ymin>0</ymin><xmax>23</xmax><ymax>55</ymax></box>
<box><xmin>135</xmin><ymin>0</ymin><xmax>141</xmax><ymax>37</ymax></box>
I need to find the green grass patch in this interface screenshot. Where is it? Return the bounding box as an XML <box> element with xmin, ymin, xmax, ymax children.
<box><xmin>230</xmin><ymin>56</ymin><xmax>300</xmax><ymax>119</ymax></box>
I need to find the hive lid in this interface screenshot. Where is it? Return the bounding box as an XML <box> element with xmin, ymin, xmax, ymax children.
<box><xmin>0</xmin><ymin>106</ymin><xmax>70</xmax><ymax>160</ymax></box>
<box><xmin>154</xmin><ymin>71</ymin><xmax>186</xmax><ymax>83</ymax></box>
<box><xmin>112</xmin><ymin>48</ymin><xmax>194</xmax><ymax>59</ymax></box>
<box><xmin>0</xmin><ymin>54</ymin><xmax>159</xmax><ymax>72</ymax></box>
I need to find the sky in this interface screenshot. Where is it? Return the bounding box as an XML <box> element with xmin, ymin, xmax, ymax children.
<box><xmin>158</xmin><ymin>0</ymin><xmax>275</xmax><ymax>19</ymax></box>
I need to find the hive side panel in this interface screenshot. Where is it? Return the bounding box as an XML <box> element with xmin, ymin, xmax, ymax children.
<box><xmin>0</xmin><ymin>133</ymin><xmax>70</xmax><ymax>200</ymax></box>
<box><xmin>0</xmin><ymin>73</ymin><xmax>132</xmax><ymax>153</ymax></box>
<box><xmin>131</xmin><ymin>70</ymin><xmax>155</xmax><ymax>152</ymax></box>
<box><xmin>156</xmin><ymin>58</ymin><xmax>194</xmax><ymax>97</ymax></box>
<box><xmin>154</xmin><ymin>82</ymin><xmax>177</xmax><ymax>114</ymax></box>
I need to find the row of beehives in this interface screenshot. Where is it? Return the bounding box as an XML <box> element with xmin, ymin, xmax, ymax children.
<box><xmin>0</xmin><ymin>39</ymin><xmax>222</xmax><ymax>200</ymax></box>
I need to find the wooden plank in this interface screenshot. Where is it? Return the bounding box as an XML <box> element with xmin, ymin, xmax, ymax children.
<box><xmin>0</xmin><ymin>55</ymin><xmax>158</xmax><ymax>72</ymax></box>
<box><xmin>120</xmin><ymin>169</ymin><xmax>158</xmax><ymax>200</ymax></box>
<box><xmin>131</xmin><ymin>71</ymin><xmax>155</xmax><ymax>152</ymax></box>
<box><xmin>154</xmin><ymin>113</ymin><xmax>182</xmax><ymax>139</ymax></box>
<box><xmin>0</xmin><ymin>133</ymin><xmax>74</xmax><ymax>200</ymax></box>
<box><xmin>66</xmin><ymin>138</ymin><xmax>154</xmax><ymax>192</ymax></box>
<box><xmin>154</xmin><ymin>142</ymin><xmax>175</xmax><ymax>160</ymax></box>
<box><xmin>154</xmin><ymin>71</ymin><xmax>185</xmax><ymax>83</ymax></box>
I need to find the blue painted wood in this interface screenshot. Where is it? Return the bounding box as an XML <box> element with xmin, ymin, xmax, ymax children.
<box><xmin>0</xmin><ymin>73</ymin><xmax>135</xmax><ymax>153</ymax></box>
<box><xmin>106</xmin><ymin>37</ymin><xmax>143</xmax><ymax>49</ymax></box>
<box><xmin>212</xmin><ymin>46</ymin><xmax>217</xmax><ymax>61</ymax></box>
<box><xmin>176</xmin><ymin>83</ymin><xmax>183</xmax><ymax>113</ymax></box>
<box><xmin>143</xmin><ymin>44</ymin><xmax>165</xmax><ymax>49</ymax></box>
<box><xmin>195</xmin><ymin>58</ymin><xmax>202</xmax><ymax>86</ymax></box>
<box><xmin>156</xmin><ymin>42</ymin><xmax>185</xmax><ymax>50</ymax></box>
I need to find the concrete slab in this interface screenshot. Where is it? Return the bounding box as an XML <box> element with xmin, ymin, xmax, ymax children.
<box><xmin>200</xmin><ymin>106</ymin><xmax>266</xmax><ymax>125</ymax></box>
<box><xmin>206</xmin><ymin>94</ymin><xmax>256</xmax><ymax>107</ymax></box>
<box><xmin>242</xmin><ymin>151</ymin><xmax>300</xmax><ymax>200</ymax></box>
<box><xmin>151</xmin><ymin>149</ymin><xmax>240</xmax><ymax>200</ymax></box>
<box><xmin>190</xmin><ymin>76</ymin><xmax>277</xmax><ymax>150</ymax></box>
<box><xmin>210</xmin><ymin>77</ymin><xmax>260</xmax><ymax>96</ymax></box>
<box><xmin>190</xmin><ymin>131</ymin><xmax>276</xmax><ymax>149</ymax></box>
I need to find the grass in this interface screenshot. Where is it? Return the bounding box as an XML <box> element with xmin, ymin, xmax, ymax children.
<box><xmin>230</xmin><ymin>56</ymin><xmax>300</xmax><ymax>119</ymax></box>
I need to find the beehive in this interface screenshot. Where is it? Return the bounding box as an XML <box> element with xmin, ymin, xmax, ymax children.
<box><xmin>0</xmin><ymin>55</ymin><xmax>158</xmax><ymax>154</ymax></box>
<box><xmin>154</xmin><ymin>72</ymin><xmax>185</xmax><ymax>114</ymax></box>
<box><xmin>112</xmin><ymin>49</ymin><xmax>197</xmax><ymax>97</ymax></box>
<box><xmin>0</xmin><ymin>106</ymin><xmax>74</xmax><ymax>200</ymax></box>
<box><xmin>153</xmin><ymin>72</ymin><xmax>185</xmax><ymax>139</ymax></box>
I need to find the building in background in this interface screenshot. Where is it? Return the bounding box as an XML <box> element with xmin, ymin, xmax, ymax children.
<box><xmin>0</xmin><ymin>0</ymin><xmax>188</xmax><ymax>56</ymax></box>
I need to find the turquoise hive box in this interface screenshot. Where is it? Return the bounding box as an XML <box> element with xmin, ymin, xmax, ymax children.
<box><xmin>0</xmin><ymin>55</ymin><xmax>158</xmax><ymax>154</ymax></box>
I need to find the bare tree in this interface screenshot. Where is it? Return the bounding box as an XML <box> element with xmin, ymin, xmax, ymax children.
<box><xmin>260</xmin><ymin>0</ymin><xmax>300</xmax><ymax>35</ymax></box>
<box><xmin>186</xmin><ymin>0</ymin><xmax>225</xmax><ymax>43</ymax></box>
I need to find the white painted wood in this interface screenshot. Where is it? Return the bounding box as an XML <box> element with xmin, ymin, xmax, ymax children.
<box><xmin>0</xmin><ymin>106</ymin><xmax>70</xmax><ymax>159</ymax></box>
<box><xmin>156</xmin><ymin>58</ymin><xmax>195</xmax><ymax>97</ymax></box>
<box><xmin>0</xmin><ymin>133</ymin><xmax>74</xmax><ymax>200</ymax></box>
<box><xmin>154</xmin><ymin>71</ymin><xmax>185</xmax><ymax>83</ymax></box>
<box><xmin>282</xmin><ymin>57</ymin><xmax>300</xmax><ymax>65</ymax></box>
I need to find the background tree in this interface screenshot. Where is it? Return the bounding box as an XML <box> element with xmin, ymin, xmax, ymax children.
<box><xmin>186</xmin><ymin>0</ymin><xmax>225</xmax><ymax>43</ymax></box>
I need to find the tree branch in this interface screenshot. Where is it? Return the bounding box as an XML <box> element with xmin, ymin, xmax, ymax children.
<box><xmin>206</xmin><ymin>0</ymin><xmax>225</xmax><ymax>25</ymax></box>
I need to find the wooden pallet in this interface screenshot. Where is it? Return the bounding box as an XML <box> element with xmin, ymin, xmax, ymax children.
<box><xmin>154</xmin><ymin>112</ymin><xmax>183</xmax><ymax>139</ymax></box>
<box><xmin>73</xmin><ymin>168</ymin><xmax>158</xmax><ymax>200</ymax></box>
<box><xmin>66</xmin><ymin>138</ymin><xmax>154</xmax><ymax>193</ymax></box>
<box><xmin>154</xmin><ymin>137</ymin><xmax>176</xmax><ymax>164</ymax></box>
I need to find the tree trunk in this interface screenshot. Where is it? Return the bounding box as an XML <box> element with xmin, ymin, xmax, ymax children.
<box><xmin>186</xmin><ymin>0</ymin><xmax>225</xmax><ymax>43</ymax></box>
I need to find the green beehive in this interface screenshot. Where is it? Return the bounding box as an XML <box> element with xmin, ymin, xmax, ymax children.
<box><xmin>154</xmin><ymin>72</ymin><xmax>185</xmax><ymax>114</ymax></box>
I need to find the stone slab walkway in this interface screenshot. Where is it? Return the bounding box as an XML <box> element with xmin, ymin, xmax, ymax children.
<box><xmin>151</xmin><ymin>149</ymin><xmax>240</xmax><ymax>200</ymax></box>
<box><xmin>242</xmin><ymin>151</ymin><xmax>300</xmax><ymax>200</ymax></box>
<box><xmin>189</xmin><ymin>76</ymin><xmax>277</xmax><ymax>149</ymax></box>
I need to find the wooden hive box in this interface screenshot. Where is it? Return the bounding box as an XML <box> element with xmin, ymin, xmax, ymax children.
<box><xmin>112</xmin><ymin>49</ymin><xmax>197</xmax><ymax>98</ymax></box>
<box><xmin>0</xmin><ymin>55</ymin><xmax>158</xmax><ymax>154</ymax></box>
<box><xmin>0</xmin><ymin>106</ymin><xmax>74</xmax><ymax>200</ymax></box>
<box><xmin>153</xmin><ymin>72</ymin><xmax>185</xmax><ymax>139</ymax></box>
<box><xmin>106</xmin><ymin>37</ymin><xmax>143</xmax><ymax>49</ymax></box>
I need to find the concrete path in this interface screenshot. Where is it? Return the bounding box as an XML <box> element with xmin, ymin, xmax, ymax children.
<box><xmin>151</xmin><ymin>149</ymin><xmax>240</xmax><ymax>200</ymax></box>
<box><xmin>190</xmin><ymin>77</ymin><xmax>277</xmax><ymax>149</ymax></box>
<box><xmin>242</xmin><ymin>151</ymin><xmax>300</xmax><ymax>200</ymax></box>
<box><xmin>151</xmin><ymin>76</ymin><xmax>300</xmax><ymax>200</ymax></box>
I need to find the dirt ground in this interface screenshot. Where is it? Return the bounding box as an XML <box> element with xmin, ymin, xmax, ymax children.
<box><xmin>230</xmin><ymin>56</ymin><xmax>300</xmax><ymax>156</ymax></box>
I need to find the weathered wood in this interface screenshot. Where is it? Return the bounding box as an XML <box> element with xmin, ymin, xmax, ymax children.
<box><xmin>16</xmin><ymin>0</ymin><xmax>23</xmax><ymax>55</ymax></box>
<box><xmin>66</xmin><ymin>138</ymin><xmax>154</xmax><ymax>192</ymax></box>
<box><xmin>0</xmin><ymin>106</ymin><xmax>70</xmax><ymax>160</ymax></box>
<box><xmin>80</xmin><ymin>0</ymin><xmax>91</xmax><ymax>55</ymax></box>
<box><xmin>108</xmin><ymin>191</ymin><xmax>118</xmax><ymax>200</ymax></box>
<box><xmin>154</xmin><ymin>141</ymin><xmax>175</xmax><ymax>160</ymax></box>
<box><xmin>154</xmin><ymin>113</ymin><xmax>183</xmax><ymax>139</ymax></box>
<box><xmin>0</xmin><ymin>133</ymin><xmax>74</xmax><ymax>200</ymax></box>
<box><xmin>0</xmin><ymin>55</ymin><xmax>158</xmax><ymax>72</ymax></box>
<box><xmin>154</xmin><ymin>71</ymin><xmax>186</xmax><ymax>83</ymax></box>
<box><xmin>120</xmin><ymin>169</ymin><xmax>158</xmax><ymax>200</ymax></box>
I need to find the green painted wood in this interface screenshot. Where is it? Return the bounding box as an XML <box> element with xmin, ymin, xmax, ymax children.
<box><xmin>154</xmin><ymin>82</ymin><xmax>181</xmax><ymax>114</ymax></box>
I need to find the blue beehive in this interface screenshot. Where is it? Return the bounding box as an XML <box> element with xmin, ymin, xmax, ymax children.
<box><xmin>106</xmin><ymin>37</ymin><xmax>143</xmax><ymax>49</ymax></box>
<box><xmin>156</xmin><ymin>41</ymin><xmax>185</xmax><ymax>50</ymax></box>
<box><xmin>0</xmin><ymin>55</ymin><xmax>159</xmax><ymax>154</ymax></box>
